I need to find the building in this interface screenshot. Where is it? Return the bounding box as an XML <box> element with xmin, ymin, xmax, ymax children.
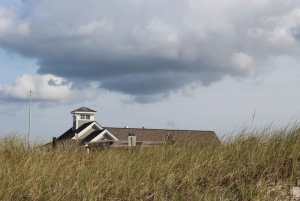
<box><xmin>57</xmin><ymin>106</ymin><xmax>220</xmax><ymax>147</ymax></box>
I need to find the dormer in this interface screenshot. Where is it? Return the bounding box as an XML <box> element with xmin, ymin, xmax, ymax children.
<box><xmin>71</xmin><ymin>107</ymin><xmax>97</xmax><ymax>131</ymax></box>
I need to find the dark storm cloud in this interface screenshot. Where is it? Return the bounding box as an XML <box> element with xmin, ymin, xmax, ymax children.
<box><xmin>38</xmin><ymin>57</ymin><xmax>189</xmax><ymax>79</ymax></box>
<box><xmin>1</xmin><ymin>0</ymin><xmax>300</xmax><ymax>103</ymax></box>
<box><xmin>47</xmin><ymin>78</ymin><xmax>69</xmax><ymax>86</ymax></box>
<box><xmin>101</xmin><ymin>73</ymin><xmax>189</xmax><ymax>95</ymax></box>
<box><xmin>290</xmin><ymin>25</ymin><xmax>300</xmax><ymax>41</ymax></box>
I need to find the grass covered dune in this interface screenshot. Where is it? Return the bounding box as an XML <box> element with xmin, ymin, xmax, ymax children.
<box><xmin>1</xmin><ymin>124</ymin><xmax>300</xmax><ymax>200</ymax></box>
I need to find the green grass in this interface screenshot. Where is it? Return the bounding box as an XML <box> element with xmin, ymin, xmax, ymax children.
<box><xmin>1</xmin><ymin>124</ymin><xmax>300</xmax><ymax>200</ymax></box>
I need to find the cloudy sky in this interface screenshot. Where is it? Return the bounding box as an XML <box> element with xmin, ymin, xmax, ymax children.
<box><xmin>0</xmin><ymin>0</ymin><xmax>300</xmax><ymax>142</ymax></box>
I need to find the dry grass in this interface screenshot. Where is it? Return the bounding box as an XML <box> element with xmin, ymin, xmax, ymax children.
<box><xmin>1</xmin><ymin>124</ymin><xmax>300</xmax><ymax>200</ymax></box>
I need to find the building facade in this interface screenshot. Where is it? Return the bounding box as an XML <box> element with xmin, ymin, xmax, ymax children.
<box><xmin>57</xmin><ymin>107</ymin><xmax>220</xmax><ymax>146</ymax></box>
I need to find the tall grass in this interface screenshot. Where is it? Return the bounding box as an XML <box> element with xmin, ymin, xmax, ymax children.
<box><xmin>1</xmin><ymin>124</ymin><xmax>300</xmax><ymax>200</ymax></box>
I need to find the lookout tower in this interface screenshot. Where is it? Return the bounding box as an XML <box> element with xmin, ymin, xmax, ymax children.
<box><xmin>71</xmin><ymin>107</ymin><xmax>96</xmax><ymax>131</ymax></box>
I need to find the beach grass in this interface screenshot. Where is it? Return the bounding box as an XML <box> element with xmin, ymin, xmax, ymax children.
<box><xmin>0</xmin><ymin>123</ymin><xmax>300</xmax><ymax>200</ymax></box>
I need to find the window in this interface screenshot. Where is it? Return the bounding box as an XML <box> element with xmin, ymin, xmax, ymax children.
<box><xmin>86</xmin><ymin>115</ymin><xmax>90</xmax><ymax>120</ymax></box>
<box><xmin>80</xmin><ymin>115</ymin><xmax>85</xmax><ymax>119</ymax></box>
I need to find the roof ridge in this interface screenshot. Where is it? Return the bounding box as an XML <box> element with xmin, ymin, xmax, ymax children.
<box><xmin>104</xmin><ymin>127</ymin><xmax>214</xmax><ymax>132</ymax></box>
<box><xmin>71</xmin><ymin>106</ymin><xmax>96</xmax><ymax>113</ymax></box>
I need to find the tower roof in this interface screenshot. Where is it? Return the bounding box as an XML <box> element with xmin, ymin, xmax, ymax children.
<box><xmin>71</xmin><ymin>106</ymin><xmax>96</xmax><ymax>113</ymax></box>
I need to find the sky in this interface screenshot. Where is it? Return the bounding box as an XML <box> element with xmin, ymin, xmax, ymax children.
<box><xmin>0</xmin><ymin>0</ymin><xmax>300</xmax><ymax>142</ymax></box>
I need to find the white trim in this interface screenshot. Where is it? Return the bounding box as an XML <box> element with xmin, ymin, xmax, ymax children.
<box><xmin>92</xmin><ymin>122</ymin><xmax>103</xmax><ymax>130</ymax></box>
<box><xmin>90</xmin><ymin>130</ymin><xmax>106</xmax><ymax>142</ymax></box>
<box><xmin>71</xmin><ymin>121</ymin><xmax>103</xmax><ymax>139</ymax></box>
<box><xmin>73</xmin><ymin>113</ymin><xmax>95</xmax><ymax>122</ymax></box>
<box><xmin>71</xmin><ymin>111</ymin><xmax>96</xmax><ymax>114</ymax></box>
<box><xmin>90</xmin><ymin>129</ymin><xmax>119</xmax><ymax>142</ymax></box>
<box><xmin>105</xmin><ymin>129</ymin><xmax>119</xmax><ymax>141</ymax></box>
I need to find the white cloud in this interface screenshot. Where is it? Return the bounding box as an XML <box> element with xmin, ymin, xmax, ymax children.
<box><xmin>265</xmin><ymin>9</ymin><xmax>300</xmax><ymax>45</ymax></box>
<box><xmin>0</xmin><ymin>74</ymin><xmax>72</xmax><ymax>101</ymax></box>
<box><xmin>268</xmin><ymin>28</ymin><xmax>296</xmax><ymax>45</ymax></box>
<box><xmin>0</xmin><ymin>4</ymin><xmax>29</xmax><ymax>37</ymax></box>
<box><xmin>231</xmin><ymin>52</ymin><xmax>254</xmax><ymax>70</ymax></box>
<box><xmin>0</xmin><ymin>73</ymin><xmax>106</xmax><ymax>112</ymax></box>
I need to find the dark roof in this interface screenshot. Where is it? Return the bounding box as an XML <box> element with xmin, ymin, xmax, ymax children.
<box><xmin>105</xmin><ymin>127</ymin><xmax>220</xmax><ymax>143</ymax></box>
<box><xmin>76</xmin><ymin>121</ymin><xmax>94</xmax><ymax>134</ymax></box>
<box><xmin>71</xmin><ymin>106</ymin><xmax>96</xmax><ymax>113</ymax></box>
<box><xmin>81</xmin><ymin>130</ymin><xmax>104</xmax><ymax>143</ymax></box>
<box><xmin>57</xmin><ymin>123</ymin><xmax>220</xmax><ymax>145</ymax></box>
<box><xmin>57</xmin><ymin>121</ymin><xmax>94</xmax><ymax>140</ymax></box>
<box><xmin>57</xmin><ymin>127</ymin><xmax>73</xmax><ymax>141</ymax></box>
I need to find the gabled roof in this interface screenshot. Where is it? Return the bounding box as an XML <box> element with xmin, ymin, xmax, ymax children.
<box><xmin>57</xmin><ymin>121</ymin><xmax>94</xmax><ymax>140</ymax></box>
<box><xmin>90</xmin><ymin>129</ymin><xmax>118</xmax><ymax>141</ymax></box>
<box><xmin>57</xmin><ymin>122</ymin><xmax>118</xmax><ymax>144</ymax></box>
<box><xmin>57</xmin><ymin>122</ymin><xmax>219</xmax><ymax>146</ymax></box>
<box><xmin>81</xmin><ymin>130</ymin><xmax>104</xmax><ymax>143</ymax></box>
<box><xmin>57</xmin><ymin>127</ymin><xmax>73</xmax><ymax>141</ymax></box>
<box><xmin>105</xmin><ymin>127</ymin><xmax>220</xmax><ymax>143</ymax></box>
<box><xmin>71</xmin><ymin>106</ymin><xmax>96</xmax><ymax>113</ymax></box>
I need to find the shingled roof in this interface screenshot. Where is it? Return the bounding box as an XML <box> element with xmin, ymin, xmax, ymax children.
<box><xmin>71</xmin><ymin>106</ymin><xmax>96</xmax><ymax>113</ymax></box>
<box><xmin>57</xmin><ymin>121</ymin><xmax>94</xmax><ymax>140</ymax></box>
<box><xmin>105</xmin><ymin>127</ymin><xmax>219</xmax><ymax>143</ymax></box>
<box><xmin>56</xmin><ymin>106</ymin><xmax>220</xmax><ymax>146</ymax></box>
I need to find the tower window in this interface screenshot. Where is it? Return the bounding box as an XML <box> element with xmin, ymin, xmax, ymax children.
<box><xmin>86</xmin><ymin>115</ymin><xmax>90</xmax><ymax>120</ymax></box>
<box><xmin>80</xmin><ymin>115</ymin><xmax>85</xmax><ymax>119</ymax></box>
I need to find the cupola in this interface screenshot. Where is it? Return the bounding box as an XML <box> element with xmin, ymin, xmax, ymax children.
<box><xmin>71</xmin><ymin>107</ymin><xmax>96</xmax><ymax>131</ymax></box>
